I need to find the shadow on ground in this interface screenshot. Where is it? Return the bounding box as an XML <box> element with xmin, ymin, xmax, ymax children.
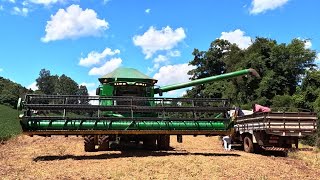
<box><xmin>33</xmin><ymin>151</ymin><xmax>241</xmax><ymax>162</ymax></box>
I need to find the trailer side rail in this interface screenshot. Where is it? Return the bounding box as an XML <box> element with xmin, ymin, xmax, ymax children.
<box><xmin>235</xmin><ymin>112</ymin><xmax>317</xmax><ymax>136</ymax></box>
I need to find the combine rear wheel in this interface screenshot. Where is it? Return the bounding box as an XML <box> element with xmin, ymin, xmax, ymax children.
<box><xmin>84</xmin><ymin>135</ymin><xmax>96</xmax><ymax>152</ymax></box>
<box><xmin>157</xmin><ymin>135</ymin><xmax>170</xmax><ymax>150</ymax></box>
<box><xmin>98</xmin><ymin>135</ymin><xmax>110</xmax><ymax>151</ymax></box>
<box><xmin>243</xmin><ymin>136</ymin><xmax>254</xmax><ymax>153</ymax></box>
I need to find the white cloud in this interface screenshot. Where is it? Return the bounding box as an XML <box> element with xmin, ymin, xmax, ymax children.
<box><xmin>88</xmin><ymin>89</ymin><xmax>97</xmax><ymax>96</ymax></box>
<box><xmin>219</xmin><ymin>29</ymin><xmax>252</xmax><ymax>49</ymax></box>
<box><xmin>79</xmin><ymin>48</ymin><xmax>120</xmax><ymax>67</ymax></box>
<box><xmin>103</xmin><ymin>0</ymin><xmax>110</xmax><ymax>5</ymax></box>
<box><xmin>145</xmin><ymin>8</ymin><xmax>151</xmax><ymax>13</ymax></box>
<box><xmin>12</xmin><ymin>7</ymin><xmax>29</xmax><ymax>16</ymax></box>
<box><xmin>154</xmin><ymin>50</ymin><xmax>181</xmax><ymax>63</ymax></box>
<box><xmin>153</xmin><ymin>64</ymin><xmax>195</xmax><ymax>97</ymax></box>
<box><xmin>153</xmin><ymin>63</ymin><xmax>195</xmax><ymax>86</ymax></box>
<box><xmin>304</xmin><ymin>40</ymin><xmax>312</xmax><ymax>49</ymax></box>
<box><xmin>133</xmin><ymin>26</ymin><xmax>186</xmax><ymax>59</ymax></box>
<box><xmin>147</xmin><ymin>63</ymin><xmax>160</xmax><ymax>74</ymax></box>
<box><xmin>315</xmin><ymin>53</ymin><xmax>320</xmax><ymax>65</ymax></box>
<box><xmin>27</xmin><ymin>82</ymin><xmax>38</xmax><ymax>91</ymax></box>
<box><xmin>41</xmin><ymin>4</ymin><xmax>109</xmax><ymax>42</ymax></box>
<box><xmin>148</xmin><ymin>50</ymin><xmax>182</xmax><ymax>73</ymax></box>
<box><xmin>168</xmin><ymin>50</ymin><xmax>181</xmax><ymax>57</ymax></box>
<box><xmin>154</xmin><ymin>55</ymin><xmax>168</xmax><ymax>63</ymax></box>
<box><xmin>22</xmin><ymin>1</ymin><xmax>28</xmax><ymax>6</ymax></box>
<box><xmin>88</xmin><ymin>58</ymin><xmax>122</xmax><ymax>76</ymax></box>
<box><xmin>164</xmin><ymin>88</ymin><xmax>188</xmax><ymax>98</ymax></box>
<box><xmin>80</xmin><ymin>82</ymin><xmax>96</xmax><ymax>88</ymax></box>
<box><xmin>250</xmin><ymin>0</ymin><xmax>289</xmax><ymax>14</ymax></box>
<box><xmin>29</xmin><ymin>0</ymin><xmax>63</xmax><ymax>6</ymax></box>
<box><xmin>298</xmin><ymin>38</ymin><xmax>312</xmax><ymax>49</ymax></box>
<box><xmin>9</xmin><ymin>0</ymin><xmax>16</xmax><ymax>3</ymax></box>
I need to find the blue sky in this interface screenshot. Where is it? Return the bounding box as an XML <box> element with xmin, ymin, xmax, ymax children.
<box><xmin>0</xmin><ymin>0</ymin><xmax>319</xmax><ymax>97</ymax></box>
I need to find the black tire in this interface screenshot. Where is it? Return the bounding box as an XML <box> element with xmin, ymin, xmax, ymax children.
<box><xmin>243</xmin><ymin>136</ymin><xmax>254</xmax><ymax>153</ymax></box>
<box><xmin>84</xmin><ymin>135</ymin><xmax>96</xmax><ymax>152</ymax></box>
<box><xmin>253</xmin><ymin>144</ymin><xmax>263</xmax><ymax>153</ymax></box>
<box><xmin>98</xmin><ymin>135</ymin><xmax>109</xmax><ymax>151</ymax></box>
<box><xmin>143</xmin><ymin>135</ymin><xmax>157</xmax><ymax>150</ymax></box>
<box><xmin>157</xmin><ymin>135</ymin><xmax>170</xmax><ymax>150</ymax></box>
<box><xmin>219</xmin><ymin>136</ymin><xmax>224</xmax><ymax>147</ymax></box>
<box><xmin>280</xmin><ymin>150</ymin><xmax>288</xmax><ymax>157</ymax></box>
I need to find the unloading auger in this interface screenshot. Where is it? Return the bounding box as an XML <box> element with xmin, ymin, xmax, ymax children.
<box><xmin>18</xmin><ymin>68</ymin><xmax>259</xmax><ymax>151</ymax></box>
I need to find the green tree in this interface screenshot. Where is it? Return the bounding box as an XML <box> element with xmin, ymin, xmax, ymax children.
<box><xmin>0</xmin><ymin>77</ymin><xmax>31</xmax><ymax>108</ymax></box>
<box><xmin>55</xmin><ymin>74</ymin><xmax>78</xmax><ymax>95</ymax></box>
<box><xmin>36</xmin><ymin>69</ymin><xmax>57</xmax><ymax>95</ymax></box>
<box><xmin>187</xmin><ymin>38</ymin><xmax>317</xmax><ymax>107</ymax></box>
<box><xmin>77</xmin><ymin>85</ymin><xmax>89</xmax><ymax>105</ymax></box>
<box><xmin>187</xmin><ymin>39</ymin><xmax>240</xmax><ymax>98</ymax></box>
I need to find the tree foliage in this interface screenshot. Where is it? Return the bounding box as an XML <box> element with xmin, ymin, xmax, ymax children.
<box><xmin>186</xmin><ymin>37</ymin><xmax>319</xmax><ymax>147</ymax></box>
<box><xmin>0</xmin><ymin>69</ymin><xmax>89</xmax><ymax>108</ymax></box>
<box><xmin>77</xmin><ymin>85</ymin><xmax>89</xmax><ymax>105</ymax></box>
<box><xmin>36</xmin><ymin>69</ymin><xmax>57</xmax><ymax>95</ymax></box>
<box><xmin>35</xmin><ymin>69</ymin><xmax>87</xmax><ymax>97</ymax></box>
<box><xmin>187</xmin><ymin>38</ymin><xmax>316</xmax><ymax>105</ymax></box>
<box><xmin>0</xmin><ymin>77</ymin><xmax>32</xmax><ymax>108</ymax></box>
<box><xmin>55</xmin><ymin>74</ymin><xmax>78</xmax><ymax>95</ymax></box>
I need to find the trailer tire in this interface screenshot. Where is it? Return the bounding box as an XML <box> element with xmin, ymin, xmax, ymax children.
<box><xmin>84</xmin><ymin>135</ymin><xmax>96</xmax><ymax>152</ymax></box>
<box><xmin>98</xmin><ymin>135</ymin><xmax>109</xmax><ymax>151</ymax></box>
<box><xmin>244</xmin><ymin>136</ymin><xmax>254</xmax><ymax>153</ymax></box>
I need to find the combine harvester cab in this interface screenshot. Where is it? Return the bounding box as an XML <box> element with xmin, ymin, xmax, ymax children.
<box><xmin>18</xmin><ymin>68</ymin><xmax>259</xmax><ymax>152</ymax></box>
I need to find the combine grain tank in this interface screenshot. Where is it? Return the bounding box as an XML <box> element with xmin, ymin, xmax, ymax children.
<box><xmin>18</xmin><ymin>68</ymin><xmax>259</xmax><ymax>151</ymax></box>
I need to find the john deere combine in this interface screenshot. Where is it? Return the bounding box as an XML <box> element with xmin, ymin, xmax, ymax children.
<box><xmin>18</xmin><ymin>68</ymin><xmax>259</xmax><ymax>151</ymax></box>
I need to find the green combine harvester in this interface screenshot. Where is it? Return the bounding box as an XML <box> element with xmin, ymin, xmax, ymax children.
<box><xmin>18</xmin><ymin>67</ymin><xmax>259</xmax><ymax>152</ymax></box>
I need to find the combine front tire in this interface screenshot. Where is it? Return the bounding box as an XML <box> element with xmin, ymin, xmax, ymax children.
<box><xmin>157</xmin><ymin>135</ymin><xmax>170</xmax><ymax>150</ymax></box>
<box><xmin>143</xmin><ymin>135</ymin><xmax>157</xmax><ymax>150</ymax></box>
<box><xmin>243</xmin><ymin>136</ymin><xmax>254</xmax><ymax>153</ymax></box>
<box><xmin>84</xmin><ymin>135</ymin><xmax>96</xmax><ymax>152</ymax></box>
<box><xmin>98</xmin><ymin>135</ymin><xmax>110</xmax><ymax>151</ymax></box>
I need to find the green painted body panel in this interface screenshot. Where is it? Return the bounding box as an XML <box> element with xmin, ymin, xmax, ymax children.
<box><xmin>100</xmin><ymin>84</ymin><xmax>114</xmax><ymax>106</ymax></box>
<box><xmin>25</xmin><ymin>120</ymin><xmax>226</xmax><ymax>130</ymax></box>
<box><xmin>98</xmin><ymin>67</ymin><xmax>157</xmax><ymax>84</ymax></box>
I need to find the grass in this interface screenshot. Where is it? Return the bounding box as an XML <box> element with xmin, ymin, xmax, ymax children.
<box><xmin>288</xmin><ymin>144</ymin><xmax>320</xmax><ymax>168</ymax></box>
<box><xmin>0</xmin><ymin>104</ymin><xmax>22</xmax><ymax>141</ymax></box>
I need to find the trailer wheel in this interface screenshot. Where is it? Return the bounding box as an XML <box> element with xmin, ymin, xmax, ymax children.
<box><xmin>98</xmin><ymin>135</ymin><xmax>109</xmax><ymax>151</ymax></box>
<box><xmin>84</xmin><ymin>135</ymin><xmax>96</xmax><ymax>152</ymax></box>
<box><xmin>243</xmin><ymin>136</ymin><xmax>254</xmax><ymax>153</ymax></box>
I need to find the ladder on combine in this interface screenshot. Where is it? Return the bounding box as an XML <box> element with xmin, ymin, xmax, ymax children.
<box><xmin>18</xmin><ymin>94</ymin><xmax>233</xmax><ymax>136</ymax></box>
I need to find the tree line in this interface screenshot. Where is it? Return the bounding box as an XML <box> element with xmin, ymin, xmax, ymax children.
<box><xmin>0</xmin><ymin>69</ymin><xmax>89</xmax><ymax>108</ymax></box>
<box><xmin>35</xmin><ymin>69</ymin><xmax>88</xmax><ymax>97</ymax></box>
<box><xmin>0</xmin><ymin>77</ymin><xmax>32</xmax><ymax>108</ymax></box>
<box><xmin>185</xmin><ymin>37</ymin><xmax>319</xmax><ymax>147</ymax></box>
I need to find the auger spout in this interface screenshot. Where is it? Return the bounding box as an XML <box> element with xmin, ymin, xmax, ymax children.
<box><xmin>155</xmin><ymin>68</ymin><xmax>259</xmax><ymax>94</ymax></box>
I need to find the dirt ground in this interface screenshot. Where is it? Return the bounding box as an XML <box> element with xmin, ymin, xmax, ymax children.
<box><xmin>0</xmin><ymin>135</ymin><xmax>319</xmax><ymax>180</ymax></box>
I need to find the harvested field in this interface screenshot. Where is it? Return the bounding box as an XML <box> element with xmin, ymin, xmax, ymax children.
<box><xmin>0</xmin><ymin>135</ymin><xmax>319</xmax><ymax>180</ymax></box>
